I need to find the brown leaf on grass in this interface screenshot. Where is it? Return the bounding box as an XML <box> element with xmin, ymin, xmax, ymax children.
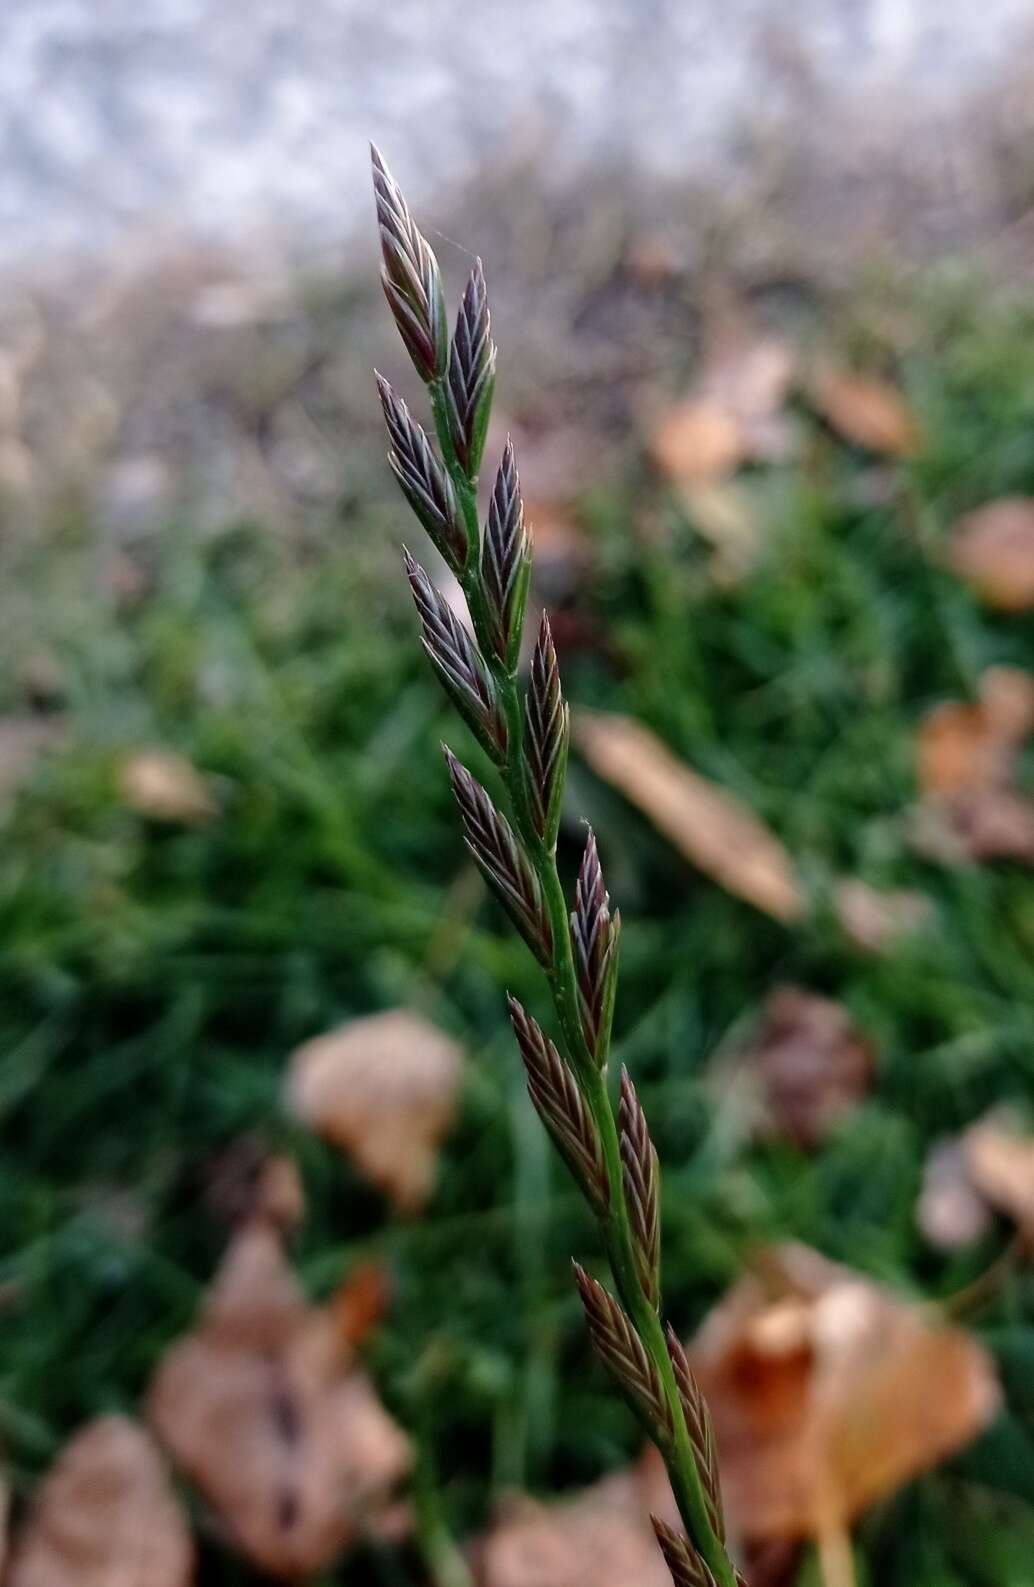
<box><xmin>285</xmin><ymin>1009</ymin><xmax>463</xmax><ymax>1212</ymax></box>
<box><xmin>917</xmin><ymin>1138</ymin><xmax>995</xmax><ymax>1251</ymax></box>
<box><xmin>809</xmin><ymin>369</ymin><xmax>921</xmax><ymax>457</ymax></box>
<box><xmin>947</xmin><ymin>498</ymin><xmax>1034</xmax><ymax>611</ymax></box>
<box><xmin>7</xmin><ymin>1415</ymin><xmax>193</xmax><ymax>1587</ymax></box>
<box><xmin>911</xmin><ymin>667</ymin><xmax>1034</xmax><ymax>864</ymax></box>
<box><xmin>649</xmin><ymin>1243</ymin><xmax>998</xmax><ymax>1548</ymax></box>
<box><xmin>963</xmin><ymin>1117</ymin><xmax>1034</xmax><ymax>1245</ymax></box>
<box><xmin>650</xmin><ymin>399</ymin><xmax>747</xmax><ymax>485</ymax></box>
<box><xmin>833</xmin><ymin>880</ymin><xmax>933</xmax><ymax>954</ymax></box>
<box><xmin>0</xmin><ymin>715</ymin><xmax>65</xmax><ymax>803</ymax></box>
<box><xmin>205</xmin><ymin>1137</ymin><xmax>306</xmax><ymax>1234</ymax></box>
<box><xmin>724</xmin><ymin>987</ymin><xmax>875</xmax><ymax>1149</ymax></box>
<box><xmin>477</xmin><ymin>1471</ymin><xmax>671</xmax><ymax>1587</ymax></box>
<box><xmin>148</xmin><ymin>1222</ymin><xmax>410</xmax><ymax>1579</ymax></box>
<box><xmin>119</xmin><ymin>748</ymin><xmax>216</xmax><ymax>824</ymax></box>
<box><xmin>575</xmin><ymin>712</ymin><xmax>805</xmax><ymax>923</ymax></box>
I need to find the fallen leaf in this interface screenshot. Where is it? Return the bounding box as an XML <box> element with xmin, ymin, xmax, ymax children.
<box><xmin>575</xmin><ymin>712</ymin><xmax>805</xmax><ymax>923</ymax></box>
<box><xmin>119</xmin><ymin>749</ymin><xmax>216</xmax><ymax>824</ymax></box>
<box><xmin>917</xmin><ymin>1138</ymin><xmax>995</xmax><ymax>1251</ymax></box>
<box><xmin>833</xmin><ymin>880</ymin><xmax>932</xmax><ymax>953</ymax></box>
<box><xmin>205</xmin><ymin>1137</ymin><xmax>306</xmax><ymax>1234</ymax></box>
<box><xmin>680</xmin><ymin>481</ymin><xmax>761</xmax><ymax>584</ymax></box>
<box><xmin>810</xmin><ymin>369</ymin><xmax>921</xmax><ymax>457</ymax></box>
<box><xmin>285</xmin><ymin>1009</ymin><xmax>463</xmax><ymax>1212</ymax></box>
<box><xmin>948</xmin><ymin>498</ymin><xmax>1034</xmax><ymax>611</ymax></box>
<box><xmin>650</xmin><ymin>398</ymin><xmax>746</xmax><ymax>485</ymax></box>
<box><xmin>724</xmin><ymin>986</ymin><xmax>875</xmax><ymax>1149</ymax></box>
<box><xmin>911</xmin><ymin>667</ymin><xmax>1034</xmax><ymax>864</ymax></box>
<box><xmin>148</xmin><ymin>1222</ymin><xmax>411</xmax><ymax>1578</ymax></box>
<box><xmin>7</xmin><ymin>1415</ymin><xmax>193</xmax><ymax>1587</ymax></box>
<box><xmin>964</xmin><ymin>1117</ymin><xmax>1034</xmax><ymax>1245</ymax></box>
<box><xmin>478</xmin><ymin>1472</ymin><xmax>671</xmax><ymax>1587</ymax></box>
<box><xmin>653</xmin><ymin>1244</ymin><xmax>999</xmax><ymax>1547</ymax></box>
<box><xmin>331</xmin><ymin>1262</ymin><xmax>392</xmax><ymax>1350</ymax></box>
<box><xmin>0</xmin><ymin>715</ymin><xmax>65</xmax><ymax>803</ymax></box>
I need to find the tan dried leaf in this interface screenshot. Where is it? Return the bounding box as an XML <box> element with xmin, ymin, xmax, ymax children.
<box><xmin>948</xmin><ymin>498</ymin><xmax>1034</xmax><ymax>611</ymax></box>
<box><xmin>478</xmin><ymin>1472</ymin><xmax>671</xmax><ymax>1587</ymax></box>
<box><xmin>833</xmin><ymin>880</ymin><xmax>932</xmax><ymax>954</ymax></box>
<box><xmin>0</xmin><ymin>715</ymin><xmax>65</xmax><ymax>803</ymax></box>
<box><xmin>7</xmin><ymin>1415</ymin><xmax>193</xmax><ymax>1587</ymax></box>
<box><xmin>119</xmin><ymin>749</ymin><xmax>216</xmax><ymax>824</ymax></box>
<box><xmin>650</xmin><ymin>399</ymin><xmax>746</xmax><ymax>485</ymax></box>
<box><xmin>810</xmin><ymin>370</ymin><xmax>921</xmax><ymax>457</ymax></box>
<box><xmin>912</xmin><ymin>667</ymin><xmax>1034</xmax><ymax>864</ymax></box>
<box><xmin>917</xmin><ymin>1138</ymin><xmax>995</xmax><ymax>1251</ymax></box>
<box><xmin>681</xmin><ymin>1243</ymin><xmax>999</xmax><ymax>1544</ymax></box>
<box><xmin>148</xmin><ymin>1223</ymin><xmax>411</xmax><ymax>1579</ymax></box>
<box><xmin>205</xmin><ymin>1138</ymin><xmax>306</xmax><ymax>1234</ymax></box>
<box><xmin>964</xmin><ymin>1117</ymin><xmax>1034</xmax><ymax>1244</ymax></box>
<box><xmin>727</xmin><ymin>987</ymin><xmax>874</xmax><ymax>1149</ymax></box>
<box><xmin>285</xmin><ymin>1009</ymin><xmax>463</xmax><ymax>1212</ymax></box>
<box><xmin>575</xmin><ymin>712</ymin><xmax>805</xmax><ymax>923</ymax></box>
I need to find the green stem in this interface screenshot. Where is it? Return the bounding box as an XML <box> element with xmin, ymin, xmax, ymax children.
<box><xmin>428</xmin><ymin>375</ymin><xmax>735</xmax><ymax>1587</ymax></box>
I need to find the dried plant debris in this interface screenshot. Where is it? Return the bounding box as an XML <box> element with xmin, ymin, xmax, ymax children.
<box><xmin>808</xmin><ymin>368</ymin><xmax>921</xmax><ymax>457</ymax></box>
<box><xmin>7</xmin><ymin>1415</ymin><xmax>193</xmax><ymax>1587</ymax></box>
<box><xmin>478</xmin><ymin>1472</ymin><xmax>672</xmax><ymax>1587</ymax></box>
<box><xmin>285</xmin><ymin>1008</ymin><xmax>463</xmax><ymax>1212</ymax></box>
<box><xmin>576</xmin><ymin>712</ymin><xmax>805</xmax><ymax>923</ymax></box>
<box><xmin>910</xmin><ymin>666</ymin><xmax>1034</xmax><ymax>864</ymax></box>
<box><xmin>719</xmin><ymin>987</ymin><xmax>875</xmax><ymax>1150</ymax></box>
<box><xmin>0</xmin><ymin>715</ymin><xmax>66</xmax><ymax>804</ymax></box>
<box><xmin>832</xmin><ymin>879</ymin><xmax>932</xmax><ymax>954</ymax></box>
<box><xmin>204</xmin><ymin>1137</ymin><xmax>306</xmax><ymax>1234</ymax></box>
<box><xmin>118</xmin><ymin>748</ymin><xmax>217</xmax><ymax>824</ymax></box>
<box><xmin>947</xmin><ymin>497</ymin><xmax>1034</xmax><ymax>611</ymax></box>
<box><xmin>148</xmin><ymin>1222</ymin><xmax>410</xmax><ymax>1579</ymax></box>
<box><xmin>919</xmin><ymin>1112</ymin><xmax>1034</xmax><ymax>1250</ymax></box>
<box><xmin>666</xmin><ymin>1244</ymin><xmax>999</xmax><ymax>1549</ymax></box>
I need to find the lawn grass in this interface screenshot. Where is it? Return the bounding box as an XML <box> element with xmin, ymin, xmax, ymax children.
<box><xmin>3</xmin><ymin>261</ymin><xmax>1034</xmax><ymax>1584</ymax></box>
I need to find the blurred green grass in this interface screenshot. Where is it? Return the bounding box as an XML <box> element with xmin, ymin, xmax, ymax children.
<box><xmin>4</xmin><ymin>264</ymin><xmax>1034</xmax><ymax>1585</ymax></box>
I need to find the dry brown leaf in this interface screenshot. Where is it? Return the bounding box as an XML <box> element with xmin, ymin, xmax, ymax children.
<box><xmin>680</xmin><ymin>481</ymin><xmax>761</xmax><ymax>584</ymax></box>
<box><xmin>810</xmin><ymin>369</ymin><xmax>921</xmax><ymax>457</ymax></box>
<box><xmin>833</xmin><ymin>880</ymin><xmax>932</xmax><ymax>954</ymax></box>
<box><xmin>285</xmin><ymin>1009</ymin><xmax>463</xmax><ymax>1212</ymax></box>
<box><xmin>725</xmin><ymin>986</ymin><xmax>874</xmax><ymax>1149</ymax></box>
<box><xmin>964</xmin><ymin>1118</ymin><xmax>1034</xmax><ymax>1244</ymax></box>
<box><xmin>661</xmin><ymin>1243</ymin><xmax>998</xmax><ymax>1545</ymax></box>
<box><xmin>575</xmin><ymin>712</ymin><xmax>805</xmax><ymax>923</ymax></box>
<box><xmin>650</xmin><ymin>398</ymin><xmax>746</xmax><ymax>485</ymax></box>
<box><xmin>478</xmin><ymin>1471</ymin><xmax>671</xmax><ymax>1587</ymax></box>
<box><xmin>912</xmin><ymin>667</ymin><xmax>1034</xmax><ymax>864</ymax></box>
<box><xmin>205</xmin><ymin>1137</ymin><xmax>306</xmax><ymax>1234</ymax></box>
<box><xmin>148</xmin><ymin>1222</ymin><xmax>411</xmax><ymax>1579</ymax></box>
<box><xmin>0</xmin><ymin>715</ymin><xmax>65</xmax><ymax>803</ymax></box>
<box><xmin>119</xmin><ymin>749</ymin><xmax>216</xmax><ymax>824</ymax></box>
<box><xmin>7</xmin><ymin>1415</ymin><xmax>193</xmax><ymax>1587</ymax></box>
<box><xmin>917</xmin><ymin>1138</ymin><xmax>995</xmax><ymax>1251</ymax></box>
<box><xmin>948</xmin><ymin>497</ymin><xmax>1034</xmax><ymax>611</ymax></box>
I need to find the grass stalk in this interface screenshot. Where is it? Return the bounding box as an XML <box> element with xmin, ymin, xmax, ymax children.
<box><xmin>371</xmin><ymin>145</ymin><xmax>743</xmax><ymax>1587</ymax></box>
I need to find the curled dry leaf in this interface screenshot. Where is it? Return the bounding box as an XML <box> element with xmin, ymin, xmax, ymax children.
<box><xmin>947</xmin><ymin>497</ymin><xmax>1034</xmax><ymax>611</ymax></box>
<box><xmin>917</xmin><ymin>1138</ymin><xmax>995</xmax><ymax>1251</ymax></box>
<box><xmin>0</xmin><ymin>715</ymin><xmax>66</xmax><ymax>804</ymax></box>
<box><xmin>809</xmin><ymin>368</ymin><xmax>921</xmax><ymax>457</ymax></box>
<box><xmin>205</xmin><ymin>1137</ymin><xmax>306</xmax><ymax>1235</ymax></box>
<box><xmin>575</xmin><ymin>712</ymin><xmax>805</xmax><ymax>924</ymax></box>
<box><xmin>911</xmin><ymin>667</ymin><xmax>1034</xmax><ymax>864</ymax></box>
<box><xmin>148</xmin><ymin>1222</ymin><xmax>410</xmax><ymax>1579</ymax></box>
<box><xmin>285</xmin><ymin>1009</ymin><xmax>463</xmax><ymax>1212</ymax></box>
<box><xmin>7</xmin><ymin>1415</ymin><xmax>193</xmax><ymax>1587</ymax></box>
<box><xmin>963</xmin><ymin>1115</ymin><xmax>1034</xmax><ymax>1246</ymax></box>
<box><xmin>650</xmin><ymin>1243</ymin><xmax>999</xmax><ymax>1548</ymax></box>
<box><xmin>722</xmin><ymin>986</ymin><xmax>875</xmax><ymax>1150</ymax></box>
<box><xmin>478</xmin><ymin>1471</ymin><xmax>671</xmax><ymax>1587</ymax></box>
<box><xmin>832</xmin><ymin>879</ymin><xmax>932</xmax><ymax>954</ymax></box>
<box><xmin>119</xmin><ymin>748</ymin><xmax>216</xmax><ymax>824</ymax></box>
